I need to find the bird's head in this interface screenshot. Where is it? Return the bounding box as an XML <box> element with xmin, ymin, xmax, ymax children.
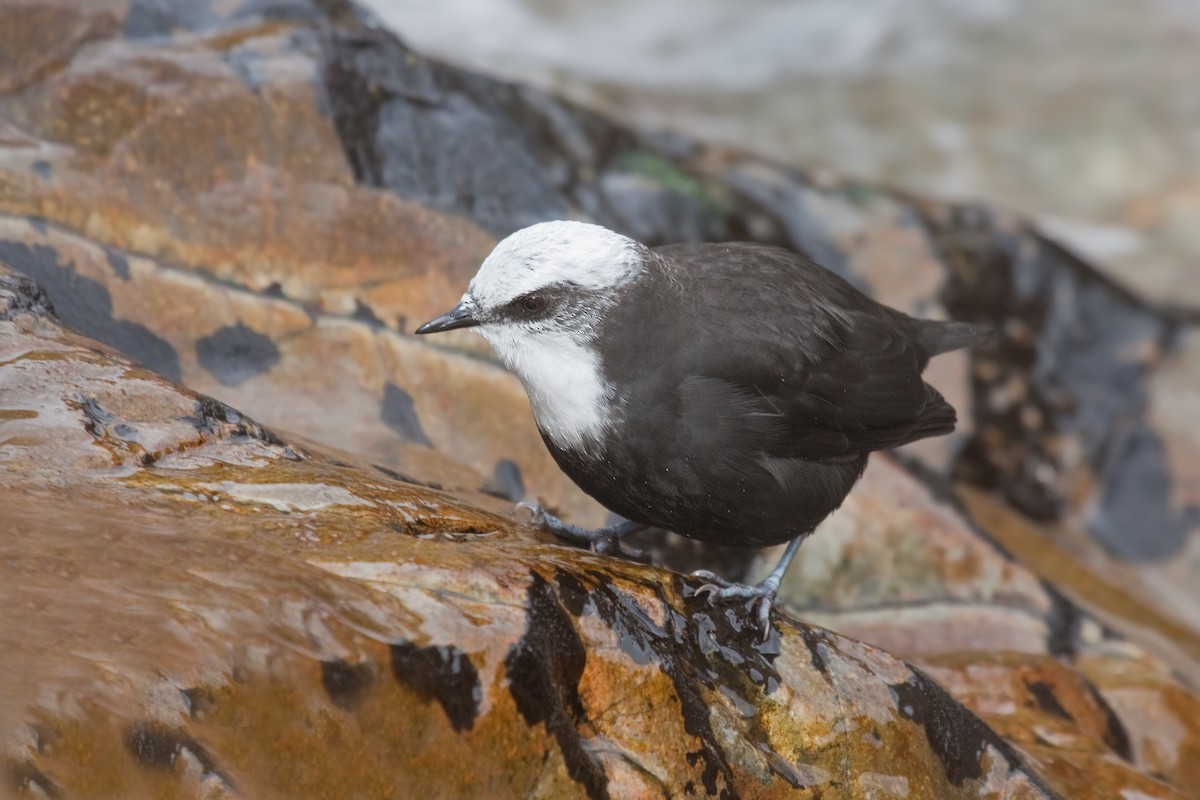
<box><xmin>415</xmin><ymin>220</ymin><xmax>646</xmax><ymax>367</ymax></box>
<box><xmin>415</xmin><ymin>220</ymin><xmax>648</xmax><ymax>448</ymax></box>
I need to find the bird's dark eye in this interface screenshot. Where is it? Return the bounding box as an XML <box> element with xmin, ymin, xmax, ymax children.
<box><xmin>516</xmin><ymin>293</ymin><xmax>547</xmax><ymax>314</ymax></box>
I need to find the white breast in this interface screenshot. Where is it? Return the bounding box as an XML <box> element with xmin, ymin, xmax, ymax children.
<box><xmin>480</xmin><ymin>326</ymin><xmax>612</xmax><ymax>450</ymax></box>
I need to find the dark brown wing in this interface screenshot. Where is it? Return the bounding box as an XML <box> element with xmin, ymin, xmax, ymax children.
<box><xmin>681</xmin><ymin>309</ymin><xmax>955</xmax><ymax>463</ymax></box>
<box><xmin>596</xmin><ymin>242</ymin><xmax>965</xmax><ymax>471</ymax></box>
<box><xmin>641</xmin><ymin>243</ymin><xmax>958</xmax><ymax>462</ymax></box>
<box><xmin>579</xmin><ymin>242</ymin><xmax>972</xmax><ymax>537</ymax></box>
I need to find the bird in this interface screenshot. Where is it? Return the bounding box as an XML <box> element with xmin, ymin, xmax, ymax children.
<box><xmin>416</xmin><ymin>220</ymin><xmax>990</xmax><ymax>635</ymax></box>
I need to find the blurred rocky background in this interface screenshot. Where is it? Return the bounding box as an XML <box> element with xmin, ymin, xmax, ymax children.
<box><xmin>368</xmin><ymin>0</ymin><xmax>1200</xmax><ymax>312</ymax></box>
<box><xmin>1</xmin><ymin>1</ymin><xmax>1198</xmax><ymax>798</ymax></box>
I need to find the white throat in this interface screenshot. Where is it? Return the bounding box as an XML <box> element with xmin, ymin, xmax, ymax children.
<box><xmin>459</xmin><ymin>220</ymin><xmax>647</xmax><ymax>450</ymax></box>
<box><xmin>481</xmin><ymin>326</ymin><xmax>612</xmax><ymax>450</ymax></box>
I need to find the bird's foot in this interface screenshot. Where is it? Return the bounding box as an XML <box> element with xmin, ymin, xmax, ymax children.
<box><xmin>516</xmin><ymin>501</ymin><xmax>642</xmax><ymax>556</ymax></box>
<box><xmin>691</xmin><ymin>571</ymin><xmax>781</xmax><ymax>639</ymax></box>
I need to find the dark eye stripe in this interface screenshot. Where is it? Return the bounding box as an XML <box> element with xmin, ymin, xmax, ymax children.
<box><xmin>516</xmin><ymin>294</ymin><xmax>546</xmax><ymax>313</ymax></box>
<box><xmin>507</xmin><ymin>290</ymin><xmax>559</xmax><ymax>318</ymax></box>
<box><xmin>499</xmin><ymin>281</ymin><xmax>579</xmax><ymax>322</ymax></box>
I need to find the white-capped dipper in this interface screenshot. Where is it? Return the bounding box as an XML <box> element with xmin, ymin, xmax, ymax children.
<box><xmin>416</xmin><ymin>220</ymin><xmax>989</xmax><ymax>635</ymax></box>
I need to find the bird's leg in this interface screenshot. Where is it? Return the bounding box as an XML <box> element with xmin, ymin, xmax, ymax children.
<box><xmin>692</xmin><ymin>537</ymin><xmax>804</xmax><ymax>638</ymax></box>
<box><xmin>516</xmin><ymin>501</ymin><xmax>646</xmax><ymax>555</ymax></box>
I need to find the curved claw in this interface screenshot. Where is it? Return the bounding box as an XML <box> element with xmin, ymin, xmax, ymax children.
<box><xmin>514</xmin><ymin>500</ymin><xmax>547</xmax><ymax>528</ymax></box>
<box><xmin>582</xmin><ymin>530</ymin><xmax>617</xmax><ymax>556</ymax></box>
<box><xmin>688</xmin><ymin>572</ymin><xmax>779</xmax><ymax>639</ymax></box>
<box><xmin>754</xmin><ymin>597</ymin><xmax>772</xmax><ymax>635</ymax></box>
<box><xmin>687</xmin><ymin>569</ymin><xmax>755</xmax><ymax>600</ymax></box>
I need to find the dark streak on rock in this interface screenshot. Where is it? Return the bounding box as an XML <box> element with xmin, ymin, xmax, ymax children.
<box><xmin>125</xmin><ymin>722</ymin><xmax>233</xmax><ymax>788</ymax></box>
<box><xmin>555</xmin><ymin>569</ymin><xmax>591</xmax><ymax>618</ymax></box>
<box><xmin>0</xmin><ymin>240</ymin><xmax>181</xmax><ymax>381</ymax></box>
<box><xmin>31</xmin><ymin>160</ymin><xmax>52</xmax><ymax>180</ymax></box>
<box><xmin>70</xmin><ymin>395</ymin><xmax>114</xmax><ymax>439</ymax></box>
<box><xmin>476</xmin><ymin>483</ymin><xmax>514</xmax><ymax>501</ymax></box>
<box><xmin>1081</xmin><ymin>680</ymin><xmax>1134</xmax><ymax>762</ymax></box>
<box><xmin>1042</xmin><ymin>590</ymin><xmax>1082</xmax><ymax>658</ymax></box>
<box><xmin>552</xmin><ymin>567</ymin><xmax>794</xmax><ymax>798</ymax></box>
<box><xmin>184</xmin><ymin>395</ymin><xmax>300</xmax><ymax>459</ymax></box>
<box><xmin>491</xmin><ymin>458</ymin><xmax>526</xmax><ymax>502</ymax></box>
<box><xmin>126</xmin><ymin>724</ymin><xmax>180</xmax><ymax>768</ymax></box>
<box><xmin>380</xmin><ymin>382</ymin><xmax>432</xmax><ymax>445</ymax></box>
<box><xmin>352</xmin><ymin>299</ymin><xmax>384</xmax><ymax>327</ymax></box>
<box><xmin>28</xmin><ymin>217</ymin><xmax>47</xmax><ymax>235</ymax></box>
<box><xmin>1025</xmin><ymin>680</ymin><xmax>1072</xmax><ymax>720</ymax></box>
<box><xmin>195</xmin><ymin>322</ymin><xmax>281</xmax><ymax>387</ymax></box>
<box><xmin>105</xmin><ymin>247</ymin><xmax>131</xmax><ymax>280</ymax></box>
<box><xmin>373</xmin><ymin>463</ymin><xmax>443</xmax><ymax>491</ymax></box>
<box><xmin>0</xmin><ymin>274</ymin><xmax>55</xmax><ymax>321</ymax></box>
<box><xmin>321</xmin><ymin>659</ymin><xmax>377</xmax><ymax>711</ymax></box>
<box><xmin>890</xmin><ymin>668</ymin><xmax>1057</xmax><ymax>795</ymax></box>
<box><xmin>890</xmin><ymin>670</ymin><xmax>991</xmax><ymax>786</ymax></box>
<box><xmin>391</xmin><ymin>641</ymin><xmax>481</xmax><ymax>732</ymax></box>
<box><xmin>505</xmin><ymin>572</ymin><xmax>608</xmax><ymax>800</ymax></box>
<box><xmin>797</xmin><ymin>626</ymin><xmax>832</xmax><ymax>680</ymax></box>
<box><xmin>67</xmin><ymin>396</ymin><xmax>154</xmax><ymax>467</ymax></box>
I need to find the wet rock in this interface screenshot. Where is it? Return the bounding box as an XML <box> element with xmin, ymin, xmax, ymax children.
<box><xmin>917</xmin><ymin>202</ymin><xmax>1200</xmax><ymax>655</ymax></box>
<box><xmin>0</xmin><ymin>0</ymin><xmax>494</xmax><ymax>327</ymax></box>
<box><xmin>0</xmin><ymin>237</ymin><xmax>183</xmax><ymax>381</ymax></box>
<box><xmin>320</xmin><ymin>24</ymin><xmax>731</xmax><ymax>242</ymax></box>
<box><xmin>0</xmin><ymin>0</ymin><xmax>615</xmax><ymax>526</ymax></box>
<box><xmin>957</xmin><ymin>486</ymin><xmax>1200</xmax><ymax>687</ymax></box>
<box><xmin>0</xmin><ymin>176</ymin><xmax>593</xmax><ymax>521</ymax></box>
<box><xmin>920</xmin><ymin>652</ymin><xmax>1192</xmax><ymax>800</ymax></box>
<box><xmin>2</xmin><ymin>287</ymin><xmax>1079</xmax><ymax>799</ymax></box>
<box><xmin>716</xmin><ymin>161</ymin><xmax>1199</xmax><ymax>666</ymax></box>
<box><xmin>1080</xmin><ymin>654</ymin><xmax>1200</xmax><ymax>795</ymax></box>
<box><xmin>2</xmin><ymin>1</ymin><xmax>1200</xmax><ymax>796</ymax></box>
<box><xmin>777</xmin><ymin>456</ymin><xmax>1056</xmax><ymax>659</ymax></box>
<box><xmin>711</xmin><ymin>165</ymin><xmax>1200</xmax><ymax>688</ymax></box>
<box><xmin>924</xmin><ymin>205</ymin><xmax>1172</xmax><ymax>529</ymax></box>
<box><xmin>0</xmin><ymin>271</ymin><xmax>52</xmax><ymax>319</ymax></box>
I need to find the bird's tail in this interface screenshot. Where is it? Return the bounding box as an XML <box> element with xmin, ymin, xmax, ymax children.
<box><xmin>918</xmin><ymin>319</ymin><xmax>995</xmax><ymax>357</ymax></box>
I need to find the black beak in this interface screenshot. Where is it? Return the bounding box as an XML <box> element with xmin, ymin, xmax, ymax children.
<box><xmin>414</xmin><ymin>301</ymin><xmax>481</xmax><ymax>334</ymax></box>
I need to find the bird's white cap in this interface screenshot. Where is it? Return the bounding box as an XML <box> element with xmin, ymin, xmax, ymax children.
<box><xmin>466</xmin><ymin>220</ymin><xmax>643</xmax><ymax>311</ymax></box>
